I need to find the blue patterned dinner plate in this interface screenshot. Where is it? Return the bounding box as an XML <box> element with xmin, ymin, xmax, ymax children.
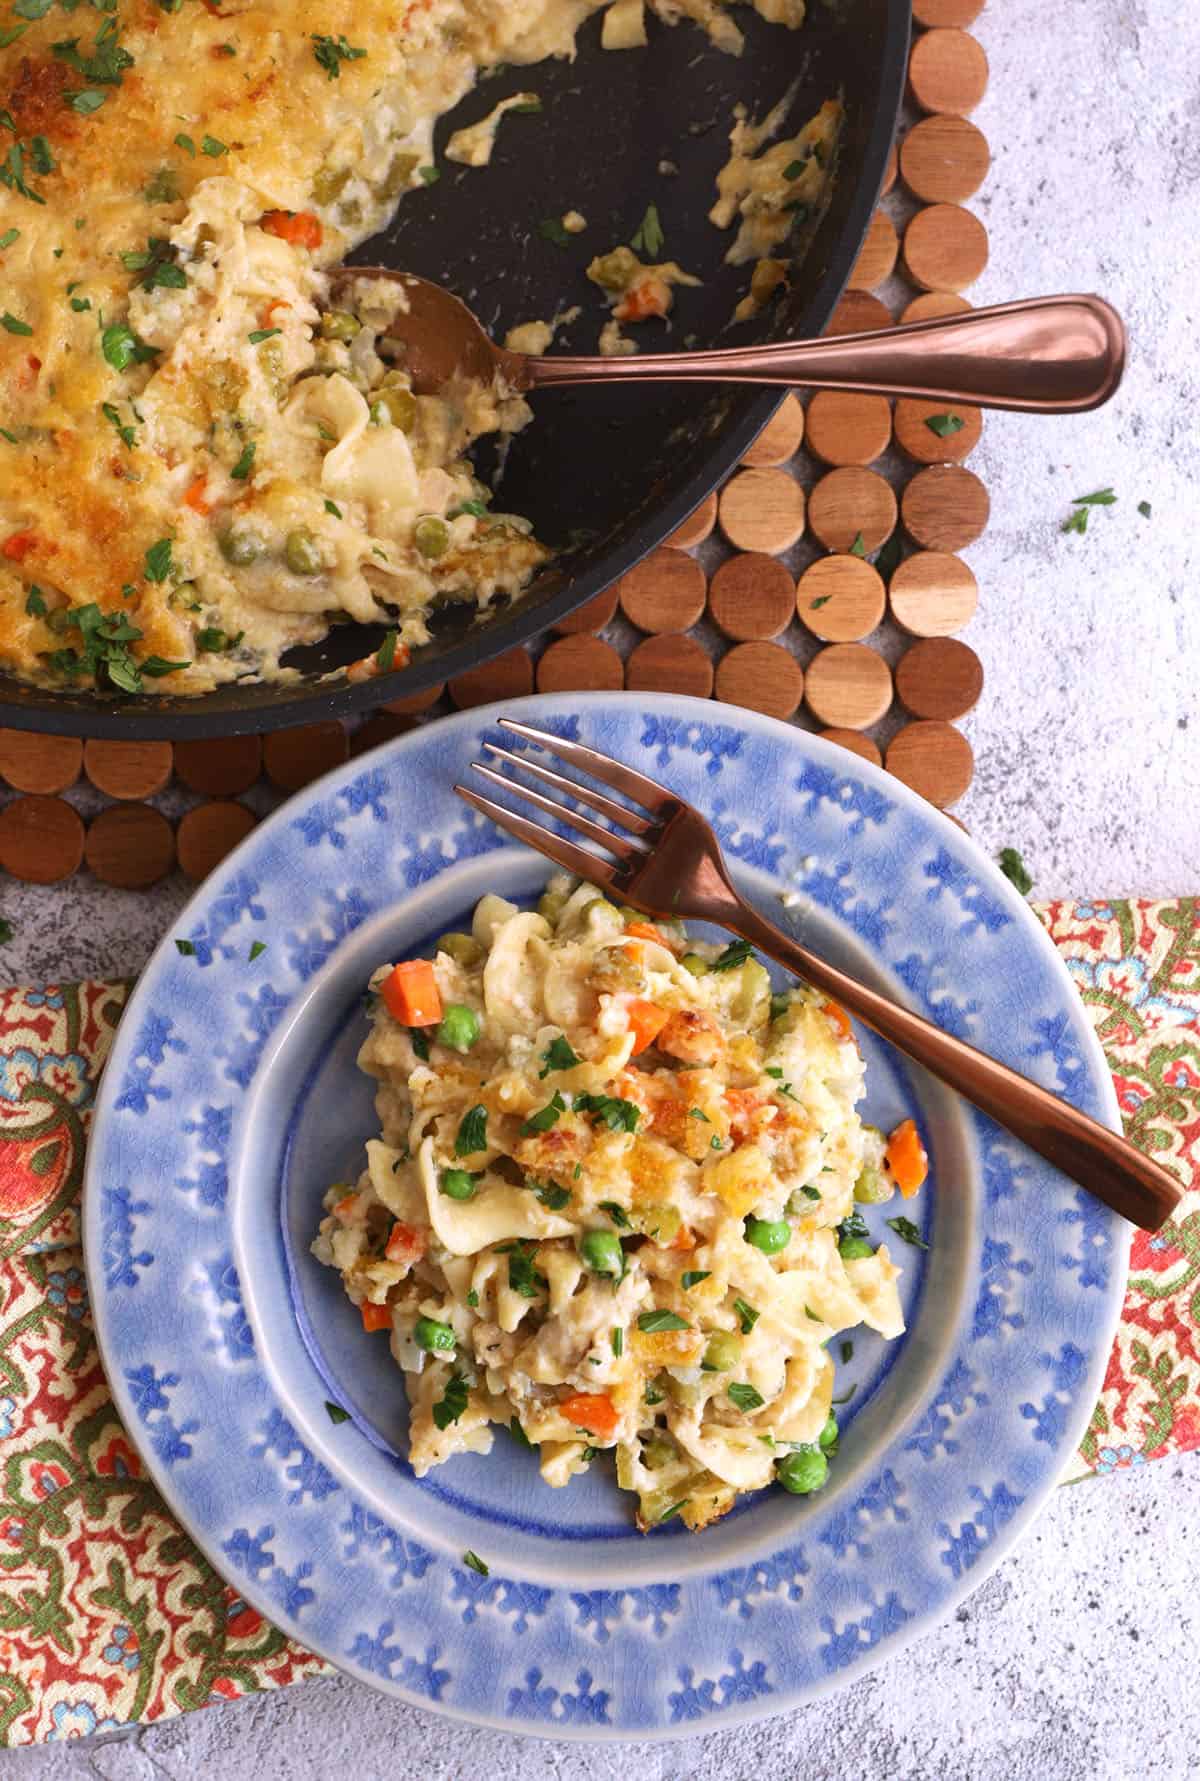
<box><xmin>83</xmin><ymin>694</ymin><xmax>1126</xmax><ymax>1740</ymax></box>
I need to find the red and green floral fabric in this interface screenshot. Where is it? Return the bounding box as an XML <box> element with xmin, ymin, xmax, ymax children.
<box><xmin>1</xmin><ymin>900</ymin><xmax>1196</xmax><ymax>1746</ymax></box>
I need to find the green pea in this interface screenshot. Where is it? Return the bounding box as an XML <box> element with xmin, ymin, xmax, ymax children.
<box><xmin>375</xmin><ymin>382</ymin><xmax>418</xmax><ymax>431</ymax></box>
<box><xmin>436</xmin><ymin>1003</ymin><xmax>480</xmax><ymax>1053</ymax></box>
<box><xmin>580</xmin><ymin>1229</ymin><xmax>624</xmax><ymax>1277</ymax></box>
<box><xmin>838</xmin><ymin>1236</ymin><xmax>875</xmax><ymax>1261</ymax></box>
<box><xmin>413</xmin><ymin>515</ymin><xmax>449</xmax><ymax>559</ymax></box>
<box><xmin>439</xmin><ymin>1168</ymin><xmax>477</xmax><ymax>1201</ymax></box>
<box><xmin>219</xmin><ymin>528</ymin><xmax>263</xmax><ymax>567</ymax></box>
<box><xmin>435</xmin><ymin>931</ymin><xmax>483</xmax><ymax>968</ymax></box>
<box><xmin>284</xmin><ymin>528</ymin><xmax>323</xmax><ymax>576</ymax></box>
<box><xmin>777</xmin><ymin>1445</ymin><xmax>828</xmax><ymax>1495</ymax></box>
<box><xmin>681</xmin><ymin>953</ymin><xmax>711</xmax><ymax>977</ymax></box>
<box><xmin>818</xmin><ymin>1413</ymin><xmax>839</xmax><ymax>1451</ymax></box>
<box><xmin>321</xmin><ymin>309</ymin><xmax>361</xmax><ymax>342</ymax></box>
<box><xmin>853</xmin><ymin>1163</ymin><xmax>892</xmax><ymax>1205</ymax></box>
<box><xmin>701</xmin><ymin>1330</ymin><xmax>742</xmax><ymax>1372</ymax></box>
<box><xmin>413</xmin><ymin>1315</ymin><xmax>455</xmax><ymax>1353</ymax></box>
<box><xmin>745</xmin><ymin>1217</ymin><xmax>791</xmax><ymax>1256</ymax></box>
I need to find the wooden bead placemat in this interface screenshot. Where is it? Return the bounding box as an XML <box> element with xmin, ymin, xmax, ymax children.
<box><xmin>0</xmin><ymin>7</ymin><xmax>994</xmax><ymax>891</ymax></box>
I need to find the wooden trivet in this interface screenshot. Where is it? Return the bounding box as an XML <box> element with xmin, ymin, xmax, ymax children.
<box><xmin>0</xmin><ymin>6</ymin><xmax>995</xmax><ymax>890</ymax></box>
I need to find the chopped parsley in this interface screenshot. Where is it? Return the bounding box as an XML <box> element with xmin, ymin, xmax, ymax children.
<box><xmin>637</xmin><ymin>1309</ymin><xmax>689</xmax><ymax>1334</ymax></box>
<box><xmin>466</xmin><ymin>1289</ymin><xmax>479</xmax><ymax>1308</ymax></box>
<box><xmin>101</xmin><ymin>402</ymin><xmax>136</xmax><ymax>448</ymax></box>
<box><xmin>417</xmin><ymin>165</ymin><xmax>439</xmax><ymax>185</ymax></box>
<box><xmin>175</xmin><ymin>938</ymin><xmax>195</xmax><ymax>956</ymax></box>
<box><xmin>455</xmin><ymin>1103</ymin><xmax>488</xmax><ymax>1155</ymax></box>
<box><xmin>324</xmin><ymin>498</ymin><xmax>342</xmax><ymax>518</ymax></box>
<box><xmin>681</xmin><ymin>1270</ymin><xmax>711</xmax><ymax>1290</ymax></box>
<box><xmin>538</xmin><ymin>216</ymin><xmax>570</xmax><ymax>247</ymax></box>
<box><xmin>728</xmin><ymin>1382</ymin><xmax>765</xmax><ymax>1413</ymax></box>
<box><xmin>432</xmin><ymin>1371</ymin><xmax>468</xmax><ymax>1430</ymax></box>
<box><xmin>797</xmin><ymin>1184</ymin><xmax>821</xmax><ymax>1200</ymax></box>
<box><xmin>885</xmin><ymin>1214</ymin><xmax>928</xmax><ymax>1250</ymax></box>
<box><xmin>783</xmin><ymin>158</ymin><xmax>805</xmax><ymax>179</ymax></box>
<box><xmin>997</xmin><ymin>846</ymin><xmax>1033</xmax><ymax>896</ymax></box>
<box><xmin>248</xmin><ymin>941</ymin><xmax>267</xmax><ymax>962</ymax></box>
<box><xmin>598</xmin><ymin>1200</ymin><xmax>631</xmax><ymax>1228</ymax></box>
<box><xmin>539</xmin><ymin>1034</ymin><xmax>580</xmax><ymax>1077</ymax></box>
<box><xmin>509</xmin><ymin>1416</ymin><xmax>532</xmax><ymax>1447</ymax></box>
<box><xmin>375</xmin><ymin>630</ymin><xmax>399</xmax><ymax>671</ymax></box>
<box><xmin>462</xmin><ymin>1549</ymin><xmax>489</xmax><ymax>1577</ymax></box>
<box><xmin>573</xmin><ymin>1092</ymin><xmax>640</xmax><ymax>1133</ymax></box>
<box><xmin>499</xmin><ymin>1240</ymin><xmax>546</xmax><ymax>1299</ymax></box>
<box><xmin>711</xmin><ymin>938</ymin><xmax>754</xmax><ymax>972</ymax></box>
<box><xmin>1138</xmin><ymin>500</ymin><xmax>1152</xmax><ymax>519</ymax></box>
<box><xmin>410</xmin><ymin>1028</ymin><xmax>429</xmax><ymax>1061</ymax></box>
<box><xmin>611</xmin><ymin>1327</ymin><xmax>623</xmax><ymax>1357</ymax></box>
<box><xmin>143</xmin><ymin>537</ymin><xmax>173</xmax><ymax>582</ymax></box>
<box><xmin>174</xmin><ymin>132</ymin><xmax>195</xmax><ymax>155</ymax></box>
<box><xmin>733</xmin><ymin>1298</ymin><xmax>759</xmax><ymax>1334</ymax></box>
<box><xmin>0</xmin><ymin>228</ymin><xmax>18</xmax><ymax>250</ymax></box>
<box><xmin>311</xmin><ymin>31</ymin><xmax>367</xmax><ymax>79</ymax></box>
<box><xmin>24</xmin><ymin>587</ymin><xmax>46</xmax><ymax>617</ymax></box>
<box><xmin>1072</xmin><ymin>487</ymin><xmax>1117</xmax><ymax>506</ymax></box>
<box><xmin>201</xmin><ymin>135</ymin><xmax>228</xmax><ymax>158</ymax></box>
<box><xmin>229</xmin><ymin>440</ymin><xmax>256</xmax><ymax>480</ymax></box>
<box><xmin>324</xmin><ymin>1400</ymin><xmax>350</xmax><ymax>1424</ymax></box>
<box><xmin>688</xmin><ymin>1107</ymin><xmax>710</xmax><ymax>1122</ymax></box>
<box><xmin>840</xmin><ymin>1339</ymin><xmax>853</xmax><ymax>1364</ymax></box>
<box><xmin>0</xmin><ymin>919</ymin><xmax>12</xmax><ymax>944</ymax></box>
<box><xmin>248</xmin><ymin>327</ymin><xmax>280</xmax><ymax>344</ymax></box>
<box><xmin>630</xmin><ymin>201</ymin><xmax>664</xmax><ymax>258</ymax></box>
<box><xmin>837</xmin><ymin>1209</ymin><xmax>870</xmax><ymax>1244</ymax></box>
<box><xmin>657</xmin><ymin>1498</ymin><xmax>688</xmax><ymax>1524</ymax></box>
<box><xmin>849</xmin><ymin>531</ymin><xmax>868</xmax><ymax>558</ymax></box>
<box><xmin>1061</xmin><ymin>507</ymin><xmax>1089</xmax><ymax>536</ymax></box>
<box><xmin>643</xmin><ymin>1381</ymin><xmax>665</xmax><ymax>1405</ymax></box>
<box><xmin>1</xmin><ymin>312</ymin><xmax>32</xmax><ymax>335</ymax></box>
<box><xmin>925</xmin><ymin>412</ymin><xmax>965</xmax><ymax>438</ymax></box>
<box><xmin>531</xmin><ymin>1180</ymin><xmax>570</xmax><ymax>1211</ymax></box>
<box><xmin>101</xmin><ymin>321</ymin><xmax>156</xmax><ymax>371</ymax></box>
<box><xmin>809</xmin><ymin>594</ymin><xmax>832</xmax><ymax>610</ymax></box>
<box><xmin>520</xmin><ymin>1091</ymin><xmax>565</xmax><ymax>1135</ymax></box>
<box><xmin>67</xmin><ymin>90</ymin><xmax>106</xmax><ymax>113</ymax></box>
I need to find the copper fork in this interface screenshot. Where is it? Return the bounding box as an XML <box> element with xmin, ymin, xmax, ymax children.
<box><xmin>455</xmin><ymin>718</ymin><xmax>1182</xmax><ymax>1233</ymax></box>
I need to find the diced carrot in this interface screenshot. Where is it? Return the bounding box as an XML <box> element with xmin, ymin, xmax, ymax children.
<box><xmin>332</xmin><ymin>1193</ymin><xmax>358</xmax><ymax>1221</ymax></box>
<box><xmin>615</xmin><ymin>277</ymin><xmax>670</xmax><ymax>322</ymax></box>
<box><xmin>624</xmin><ymin>921</ymin><xmax>663</xmax><ymax>943</ymax></box>
<box><xmin>183</xmin><ymin>476</ymin><xmax>211</xmax><ymax>514</ymax></box>
<box><xmin>885</xmin><ymin>1118</ymin><xmax>928</xmax><ymax>1199</ymax></box>
<box><xmin>381</xmin><ymin>959</ymin><xmax>442</xmax><ymax>1028</ymax></box>
<box><xmin>626</xmin><ymin>998</ymin><xmax>668</xmax><ymax>1055</ymax></box>
<box><xmin>260</xmin><ymin>298</ymin><xmax>290</xmax><ymax>328</ymax></box>
<box><xmin>559</xmin><ymin>1391</ymin><xmax>619</xmax><ymax>1439</ymax></box>
<box><xmin>385</xmin><ymin>1220</ymin><xmax>426</xmax><ymax>1265</ymax></box>
<box><xmin>2</xmin><ymin>530</ymin><xmax>37</xmax><ymax>563</ymax></box>
<box><xmin>825</xmin><ymin>1000</ymin><xmax>853</xmax><ymax>1043</ymax></box>
<box><xmin>360</xmin><ymin>1301</ymin><xmax>392</xmax><ymax>1333</ymax></box>
<box><xmin>260</xmin><ymin>210</ymin><xmax>323</xmax><ymax>250</ymax></box>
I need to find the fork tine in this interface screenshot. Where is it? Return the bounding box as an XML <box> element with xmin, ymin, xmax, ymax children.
<box><xmin>454</xmin><ymin>784</ymin><xmax>622</xmax><ymax>889</ymax></box>
<box><xmin>481</xmin><ymin>743</ymin><xmax>656</xmax><ymax>836</ymax></box>
<box><xmin>498</xmin><ymin>718</ymin><xmax>678</xmax><ymax>816</ymax></box>
<box><xmin>469</xmin><ymin>762</ymin><xmax>646</xmax><ymax>863</ymax></box>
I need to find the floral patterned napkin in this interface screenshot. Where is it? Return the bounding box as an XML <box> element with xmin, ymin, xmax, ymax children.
<box><xmin>1</xmin><ymin>899</ymin><xmax>1196</xmax><ymax>1745</ymax></box>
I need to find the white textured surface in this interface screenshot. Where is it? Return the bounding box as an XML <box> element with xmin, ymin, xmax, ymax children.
<box><xmin>6</xmin><ymin>0</ymin><xmax>1199</xmax><ymax>1773</ymax></box>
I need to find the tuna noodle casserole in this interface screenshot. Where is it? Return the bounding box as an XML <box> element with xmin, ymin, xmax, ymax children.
<box><xmin>312</xmin><ymin>881</ymin><xmax>929</xmax><ymax>1531</ymax></box>
<box><xmin>0</xmin><ymin>0</ymin><xmax>822</xmax><ymax>694</ymax></box>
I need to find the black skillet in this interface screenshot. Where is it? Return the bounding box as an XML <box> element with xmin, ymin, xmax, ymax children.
<box><xmin>8</xmin><ymin>0</ymin><xmax>911</xmax><ymax>737</ymax></box>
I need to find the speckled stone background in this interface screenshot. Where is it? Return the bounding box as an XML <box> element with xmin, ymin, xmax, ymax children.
<box><xmin>6</xmin><ymin>0</ymin><xmax>1199</xmax><ymax>1774</ymax></box>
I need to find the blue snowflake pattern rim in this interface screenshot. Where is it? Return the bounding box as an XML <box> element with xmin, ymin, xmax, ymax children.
<box><xmin>83</xmin><ymin>693</ymin><xmax>1127</xmax><ymax>1741</ymax></box>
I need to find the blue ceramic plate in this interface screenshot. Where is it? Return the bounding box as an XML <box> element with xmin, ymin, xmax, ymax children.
<box><xmin>83</xmin><ymin>694</ymin><xmax>1126</xmax><ymax>1740</ymax></box>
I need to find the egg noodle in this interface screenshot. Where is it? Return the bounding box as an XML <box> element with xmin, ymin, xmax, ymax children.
<box><xmin>312</xmin><ymin>880</ymin><xmax>928</xmax><ymax>1530</ymax></box>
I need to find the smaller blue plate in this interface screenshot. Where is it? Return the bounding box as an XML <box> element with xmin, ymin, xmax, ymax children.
<box><xmin>83</xmin><ymin>694</ymin><xmax>1126</xmax><ymax>1740</ymax></box>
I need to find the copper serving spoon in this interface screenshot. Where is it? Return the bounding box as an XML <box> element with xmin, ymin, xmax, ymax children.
<box><xmin>334</xmin><ymin>271</ymin><xmax>1125</xmax><ymax>414</ymax></box>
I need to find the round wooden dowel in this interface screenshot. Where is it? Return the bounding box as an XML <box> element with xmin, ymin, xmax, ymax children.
<box><xmin>664</xmin><ymin>492</ymin><xmax>718</xmax><ymax>550</ymax></box>
<box><xmin>894</xmin><ymin>398</ymin><xmax>983</xmax><ymax>465</ymax></box>
<box><xmin>177</xmin><ymin>800</ymin><xmax>257</xmax><ymax>881</ymax></box>
<box><xmin>618</xmin><ymin>550</ymin><xmax>708</xmax><ymax>633</ymax></box>
<box><xmin>900</xmin><ymin>291</ymin><xmax>972</xmax><ymax>324</ymax></box>
<box><xmin>83</xmin><ymin>739</ymin><xmax>173</xmax><ymax>801</ymax></box>
<box><xmin>903</xmin><ymin>203</ymin><xmax>989</xmax><ymax>292</ymax></box>
<box><xmin>913</xmin><ymin>0</ymin><xmax>984</xmax><ymax>26</ymax></box>
<box><xmin>805</xmin><ymin>391</ymin><xmax>893</xmax><ymax>467</ymax></box>
<box><xmin>714</xmin><ymin>642</ymin><xmax>804</xmax><ymax>720</ymax></box>
<box><xmin>85</xmin><ymin>804</ymin><xmax>175</xmax><ymax>889</ymax></box>
<box><xmin>820</xmin><ymin>728</ymin><xmax>884</xmax><ymax>768</ymax></box>
<box><xmin>626</xmin><ymin>634</ymin><xmax>714</xmax><ymax>699</ymax></box>
<box><xmin>552</xmin><ymin>588</ymin><xmax>619</xmax><ymax>636</ymax></box>
<box><xmin>0</xmin><ymin>795</ymin><xmax>85</xmax><ymax>883</ymax></box>
<box><xmin>805</xmin><ymin>644</ymin><xmax>893</xmax><ymax>730</ymax></box>
<box><xmin>718</xmin><ymin>468</ymin><xmax>806</xmax><ymax>554</ymax></box>
<box><xmin>263</xmin><ymin>721</ymin><xmax>349</xmax><ymax>791</ymax></box>
<box><xmin>824</xmin><ymin>291</ymin><xmax>892</xmax><ymax>336</ymax></box>
<box><xmin>353</xmin><ymin>712</ymin><xmax>417</xmax><ymax>755</ymax></box>
<box><xmin>448</xmin><ymin>649</ymin><xmax>533</xmax><ymax>711</ymax></box>
<box><xmin>889</xmin><ymin>551</ymin><xmax>979</xmax><ymax>636</ymax></box>
<box><xmin>885</xmin><ymin>719</ymin><xmax>974</xmax><ymax>806</ymax></box>
<box><xmin>536</xmin><ymin>635</ymin><xmax>625</xmax><ymax>693</ymax></box>
<box><xmin>900</xmin><ymin>114</ymin><xmax>991</xmax><ymax>205</ymax></box>
<box><xmin>797</xmin><ymin>555</ymin><xmax>886</xmax><ymax>642</ymax></box>
<box><xmin>902</xmin><ymin>465</ymin><xmax>990</xmax><ymax>552</ymax></box>
<box><xmin>174</xmin><ymin>735</ymin><xmax>263</xmax><ymax>797</ymax></box>
<box><xmin>908</xmin><ymin>28</ymin><xmax>989</xmax><ymax>116</ymax></box>
<box><xmin>383</xmin><ymin>682</ymin><xmax>445</xmax><ymax>713</ymax></box>
<box><xmin>707</xmin><ymin>553</ymin><xmax>796</xmax><ymax>641</ymax></box>
<box><xmin>0</xmin><ymin>730</ymin><xmax>82</xmax><ymax>795</ymax></box>
<box><xmin>741</xmin><ymin>393</ymin><xmax>805</xmax><ymax>468</ymax></box>
<box><xmin>847</xmin><ymin>210</ymin><xmax>899</xmax><ymax>291</ymax></box>
<box><xmin>807</xmin><ymin>467</ymin><xmax>898</xmax><ymax>555</ymax></box>
<box><xmin>895</xmin><ymin>636</ymin><xmax>984</xmax><ymax>721</ymax></box>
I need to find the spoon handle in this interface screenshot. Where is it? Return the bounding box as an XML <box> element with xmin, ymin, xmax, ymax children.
<box><xmin>525</xmin><ymin>295</ymin><xmax>1126</xmax><ymax>415</ymax></box>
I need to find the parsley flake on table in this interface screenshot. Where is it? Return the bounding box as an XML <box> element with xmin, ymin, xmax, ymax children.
<box><xmin>925</xmin><ymin>412</ymin><xmax>965</xmax><ymax>438</ymax></box>
<box><xmin>248</xmin><ymin>941</ymin><xmax>267</xmax><ymax>961</ymax></box>
<box><xmin>417</xmin><ymin>165</ymin><xmax>439</xmax><ymax>185</ymax></box>
<box><xmin>630</xmin><ymin>201</ymin><xmax>664</xmax><ymax>258</ymax></box>
<box><xmin>885</xmin><ymin>1214</ymin><xmax>928</xmax><ymax>1250</ymax></box>
<box><xmin>462</xmin><ymin>1549</ymin><xmax>489</xmax><ymax>1577</ymax></box>
<box><xmin>0</xmin><ymin>918</ymin><xmax>14</xmax><ymax>944</ymax></box>
<box><xmin>840</xmin><ymin>1339</ymin><xmax>853</xmax><ymax>1364</ymax></box>
<box><xmin>1072</xmin><ymin>487</ymin><xmax>1117</xmax><ymax>506</ymax></box>
<box><xmin>1138</xmin><ymin>500</ymin><xmax>1152</xmax><ymax>519</ymax></box>
<box><xmin>175</xmin><ymin>938</ymin><xmax>195</xmax><ymax>956</ymax></box>
<box><xmin>997</xmin><ymin>846</ymin><xmax>1033</xmax><ymax>896</ymax></box>
<box><xmin>849</xmin><ymin>530</ymin><xmax>868</xmax><ymax>557</ymax></box>
<box><xmin>538</xmin><ymin>216</ymin><xmax>570</xmax><ymax>247</ymax></box>
<box><xmin>324</xmin><ymin>1399</ymin><xmax>350</xmax><ymax>1424</ymax></box>
<box><xmin>312</xmin><ymin>32</ymin><xmax>367</xmax><ymax>79</ymax></box>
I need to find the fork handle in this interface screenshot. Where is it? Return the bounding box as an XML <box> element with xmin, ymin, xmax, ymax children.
<box><xmin>525</xmin><ymin>296</ymin><xmax>1126</xmax><ymax>415</ymax></box>
<box><xmin>728</xmin><ymin>900</ymin><xmax>1181</xmax><ymax>1231</ymax></box>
